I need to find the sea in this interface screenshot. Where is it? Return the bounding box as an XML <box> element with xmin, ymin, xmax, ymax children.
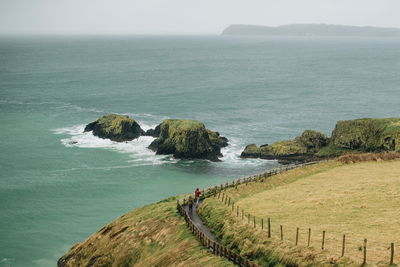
<box><xmin>0</xmin><ymin>35</ymin><xmax>399</xmax><ymax>267</ymax></box>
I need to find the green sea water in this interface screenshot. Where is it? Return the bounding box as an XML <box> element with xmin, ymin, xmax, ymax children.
<box><xmin>1</xmin><ymin>36</ymin><xmax>399</xmax><ymax>266</ymax></box>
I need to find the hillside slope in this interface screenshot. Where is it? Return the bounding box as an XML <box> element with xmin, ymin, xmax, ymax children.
<box><xmin>58</xmin><ymin>196</ymin><xmax>234</xmax><ymax>267</ymax></box>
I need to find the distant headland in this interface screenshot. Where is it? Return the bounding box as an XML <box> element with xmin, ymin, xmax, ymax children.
<box><xmin>221</xmin><ymin>24</ymin><xmax>400</xmax><ymax>37</ymax></box>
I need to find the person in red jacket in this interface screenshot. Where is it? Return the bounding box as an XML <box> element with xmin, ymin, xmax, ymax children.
<box><xmin>194</xmin><ymin>188</ymin><xmax>202</xmax><ymax>206</ymax></box>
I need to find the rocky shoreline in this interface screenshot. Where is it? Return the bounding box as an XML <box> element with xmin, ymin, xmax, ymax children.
<box><xmin>84</xmin><ymin>115</ymin><xmax>400</xmax><ymax>163</ymax></box>
<box><xmin>241</xmin><ymin>118</ymin><xmax>400</xmax><ymax>163</ymax></box>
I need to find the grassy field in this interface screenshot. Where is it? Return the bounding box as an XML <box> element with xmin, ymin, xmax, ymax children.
<box><xmin>58</xmin><ymin>196</ymin><xmax>234</xmax><ymax>267</ymax></box>
<box><xmin>199</xmin><ymin>159</ymin><xmax>400</xmax><ymax>266</ymax></box>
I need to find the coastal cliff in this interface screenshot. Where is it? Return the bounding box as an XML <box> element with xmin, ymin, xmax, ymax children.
<box><xmin>241</xmin><ymin>118</ymin><xmax>400</xmax><ymax>162</ymax></box>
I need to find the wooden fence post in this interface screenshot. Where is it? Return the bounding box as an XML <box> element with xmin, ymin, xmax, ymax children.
<box><xmin>232</xmin><ymin>202</ymin><xmax>235</xmax><ymax>211</ymax></box>
<box><xmin>295</xmin><ymin>227</ymin><xmax>299</xmax><ymax>245</ymax></box>
<box><xmin>280</xmin><ymin>225</ymin><xmax>283</xmax><ymax>240</ymax></box>
<box><xmin>247</xmin><ymin>214</ymin><xmax>250</xmax><ymax>224</ymax></box>
<box><xmin>253</xmin><ymin>216</ymin><xmax>256</xmax><ymax>228</ymax></box>
<box><xmin>390</xmin><ymin>242</ymin><xmax>394</xmax><ymax>265</ymax></box>
<box><xmin>242</xmin><ymin>209</ymin><xmax>244</xmax><ymax>220</ymax></box>
<box><xmin>268</xmin><ymin>218</ymin><xmax>271</xmax><ymax>238</ymax></box>
<box><xmin>228</xmin><ymin>197</ymin><xmax>231</xmax><ymax>206</ymax></box>
<box><xmin>237</xmin><ymin>206</ymin><xmax>239</xmax><ymax>217</ymax></box>
<box><xmin>307</xmin><ymin>228</ymin><xmax>311</xmax><ymax>247</ymax></box>
<box><xmin>341</xmin><ymin>234</ymin><xmax>345</xmax><ymax>257</ymax></box>
<box><xmin>261</xmin><ymin>218</ymin><xmax>264</xmax><ymax>230</ymax></box>
<box><xmin>363</xmin><ymin>238</ymin><xmax>367</xmax><ymax>265</ymax></box>
<box><xmin>322</xmin><ymin>231</ymin><xmax>325</xmax><ymax>250</ymax></box>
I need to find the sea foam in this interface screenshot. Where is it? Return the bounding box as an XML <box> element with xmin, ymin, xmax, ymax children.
<box><xmin>53</xmin><ymin>124</ymin><xmax>173</xmax><ymax>166</ymax></box>
<box><xmin>54</xmin><ymin>123</ymin><xmax>269</xmax><ymax>167</ymax></box>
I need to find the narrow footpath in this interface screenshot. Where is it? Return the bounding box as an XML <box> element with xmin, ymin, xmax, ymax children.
<box><xmin>182</xmin><ymin>199</ymin><xmax>219</xmax><ymax>243</ymax></box>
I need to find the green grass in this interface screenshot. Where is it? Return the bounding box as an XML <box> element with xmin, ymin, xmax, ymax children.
<box><xmin>59</xmin><ymin>196</ymin><xmax>234</xmax><ymax>267</ymax></box>
<box><xmin>264</xmin><ymin>139</ymin><xmax>308</xmax><ymax>156</ymax></box>
<box><xmin>315</xmin><ymin>143</ymin><xmax>352</xmax><ymax>157</ymax></box>
<box><xmin>331</xmin><ymin>118</ymin><xmax>400</xmax><ymax>152</ymax></box>
<box><xmin>97</xmin><ymin>114</ymin><xmax>136</xmax><ymax>135</ymax></box>
<box><xmin>162</xmin><ymin>119</ymin><xmax>205</xmax><ymax>131</ymax></box>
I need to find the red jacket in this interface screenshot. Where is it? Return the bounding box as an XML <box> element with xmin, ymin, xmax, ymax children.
<box><xmin>195</xmin><ymin>189</ymin><xmax>201</xmax><ymax>198</ymax></box>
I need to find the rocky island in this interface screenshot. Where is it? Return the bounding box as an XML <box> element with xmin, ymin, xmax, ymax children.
<box><xmin>222</xmin><ymin>24</ymin><xmax>400</xmax><ymax>37</ymax></box>
<box><xmin>147</xmin><ymin>119</ymin><xmax>228</xmax><ymax>161</ymax></box>
<box><xmin>84</xmin><ymin>114</ymin><xmax>145</xmax><ymax>142</ymax></box>
<box><xmin>242</xmin><ymin>118</ymin><xmax>400</xmax><ymax>163</ymax></box>
<box><xmin>84</xmin><ymin>115</ymin><xmax>228</xmax><ymax>161</ymax></box>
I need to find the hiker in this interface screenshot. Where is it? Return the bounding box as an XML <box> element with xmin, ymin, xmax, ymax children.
<box><xmin>188</xmin><ymin>196</ymin><xmax>194</xmax><ymax>213</ymax></box>
<box><xmin>195</xmin><ymin>188</ymin><xmax>202</xmax><ymax>206</ymax></box>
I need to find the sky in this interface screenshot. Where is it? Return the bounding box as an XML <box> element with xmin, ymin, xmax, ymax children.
<box><xmin>0</xmin><ymin>0</ymin><xmax>399</xmax><ymax>35</ymax></box>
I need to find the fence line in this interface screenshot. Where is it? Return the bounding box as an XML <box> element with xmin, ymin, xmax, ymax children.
<box><xmin>217</xmin><ymin>185</ymin><xmax>398</xmax><ymax>265</ymax></box>
<box><xmin>177</xmin><ymin>201</ymin><xmax>260</xmax><ymax>267</ymax></box>
<box><xmin>175</xmin><ymin>163</ymin><xmax>315</xmax><ymax>266</ymax></box>
<box><xmin>177</xmin><ymin>161</ymin><xmax>399</xmax><ymax>266</ymax></box>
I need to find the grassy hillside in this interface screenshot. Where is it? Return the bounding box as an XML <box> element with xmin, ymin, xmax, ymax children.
<box><xmin>58</xmin><ymin>196</ymin><xmax>234</xmax><ymax>267</ymax></box>
<box><xmin>198</xmin><ymin>159</ymin><xmax>400</xmax><ymax>266</ymax></box>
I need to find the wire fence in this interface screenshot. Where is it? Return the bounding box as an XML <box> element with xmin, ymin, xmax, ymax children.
<box><xmin>176</xmin><ymin>163</ymin><xmax>314</xmax><ymax>266</ymax></box>
<box><xmin>213</xmin><ymin>166</ymin><xmax>398</xmax><ymax>266</ymax></box>
<box><xmin>177</xmin><ymin>201</ymin><xmax>261</xmax><ymax>267</ymax></box>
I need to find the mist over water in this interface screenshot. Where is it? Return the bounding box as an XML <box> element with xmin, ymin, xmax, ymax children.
<box><xmin>1</xmin><ymin>35</ymin><xmax>400</xmax><ymax>266</ymax></box>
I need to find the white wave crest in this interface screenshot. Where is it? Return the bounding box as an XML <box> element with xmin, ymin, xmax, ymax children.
<box><xmin>53</xmin><ymin>124</ymin><xmax>273</xmax><ymax>168</ymax></box>
<box><xmin>221</xmin><ymin>137</ymin><xmax>275</xmax><ymax>166</ymax></box>
<box><xmin>53</xmin><ymin>124</ymin><xmax>173</xmax><ymax>166</ymax></box>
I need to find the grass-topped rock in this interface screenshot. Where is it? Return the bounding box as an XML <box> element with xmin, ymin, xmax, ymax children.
<box><xmin>242</xmin><ymin>118</ymin><xmax>400</xmax><ymax>163</ymax></box>
<box><xmin>331</xmin><ymin>118</ymin><xmax>400</xmax><ymax>151</ymax></box>
<box><xmin>84</xmin><ymin>114</ymin><xmax>145</xmax><ymax>142</ymax></box>
<box><xmin>241</xmin><ymin>130</ymin><xmax>329</xmax><ymax>163</ymax></box>
<box><xmin>148</xmin><ymin>119</ymin><xmax>228</xmax><ymax>161</ymax></box>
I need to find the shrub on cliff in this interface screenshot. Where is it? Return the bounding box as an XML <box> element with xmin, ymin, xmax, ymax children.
<box><xmin>331</xmin><ymin>118</ymin><xmax>400</xmax><ymax>152</ymax></box>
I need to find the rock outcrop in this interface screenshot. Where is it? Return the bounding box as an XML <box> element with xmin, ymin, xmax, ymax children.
<box><xmin>331</xmin><ymin>118</ymin><xmax>400</xmax><ymax>152</ymax></box>
<box><xmin>84</xmin><ymin>114</ymin><xmax>145</xmax><ymax>142</ymax></box>
<box><xmin>148</xmin><ymin>119</ymin><xmax>228</xmax><ymax>161</ymax></box>
<box><xmin>241</xmin><ymin>130</ymin><xmax>329</xmax><ymax>163</ymax></box>
<box><xmin>241</xmin><ymin>118</ymin><xmax>400</xmax><ymax>163</ymax></box>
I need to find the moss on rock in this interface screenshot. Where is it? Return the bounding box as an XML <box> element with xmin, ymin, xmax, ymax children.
<box><xmin>148</xmin><ymin>119</ymin><xmax>228</xmax><ymax>161</ymax></box>
<box><xmin>240</xmin><ymin>144</ymin><xmax>261</xmax><ymax>158</ymax></box>
<box><xmin>241</xmin><ymin>130</ymin><xmax>328</xmax><ymax>162</ymax></box>
<box><xmin>84</xmin><ymin>114</ymin><xmax>145</xmax><ymax>142</ymax></box>
<box><xmin>295</xmin><ymin>130</ymin><xmax>330</xmax><ymax>152</ymax></box>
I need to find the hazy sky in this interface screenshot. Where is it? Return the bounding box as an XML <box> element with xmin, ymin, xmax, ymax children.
<box><xmin>0</xmin><ymin>0</ymin><xmax>399</xmax><ymax>35</ymax></box>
